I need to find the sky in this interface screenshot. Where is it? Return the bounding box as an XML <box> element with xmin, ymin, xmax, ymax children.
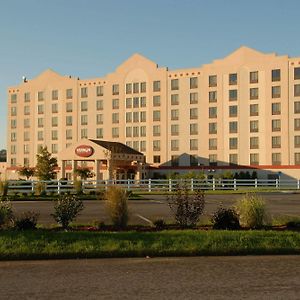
<box><xmin>1</xmin><ymin>0</ymin><xmax>300</xmax><ymax>149</ymax></box>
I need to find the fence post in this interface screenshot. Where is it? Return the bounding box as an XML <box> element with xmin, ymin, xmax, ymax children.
<box><xmin>255</xmin><ymin>178</ymin><xmax>258</xmax><ymax>189</ymax></box>
<box><xmin>127</xmin><ymin>179</ymin><xmax>130</xmax><ymax>191</ymax></box>
<box><xmin>298</xmin><ymin>179</ymin><xmax>300</xmax><ymax>190</ymax></box>
<box><xmin>57</xmin><ymin>180</ymin><xmax>61</xmax><ymax>194</ymax></box>
<box><xmin>191</xmin><ymin>178</ymin><xmax>194</xmax><ymax>192</ymax></box>
<box><xmin>212</xmin><ymin>178</ymin><xmax>215</xmax><ymax>191</ymax></box>
<box><xmin>148</xmin><ymin>179</ymin><xmax>152</xmax><ymax>192</ymax></box>
<box><xmin>168</xmin><ymin>179</ymin><xmax>172</xmax><ymax>192</ymax></box>
<box><xmin>234</xmin><ymin>178</ymin><xmax>237</xmax><ymax>191</ymax></box>
<box><xmin>276</xmin><ymin>179</ymin><xmax>279</xmax><ymax>189</ymax></box>
<box><xmin>31</xmin><ymin>180</ymin><xmax>34</xmax><ymax>193</ymax></box>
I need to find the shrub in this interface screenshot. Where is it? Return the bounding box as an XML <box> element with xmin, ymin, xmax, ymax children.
<box><xmin>96</xmin><ymin>188</ymin><xmax>106</xmax><ymax>200</ymax></box>
<box><xmin>74</xmin><ymin>179</ymin><xmax>83</xmax><ymax>195</ymax></box>
<box><xmin>14</xmin><ymin>211</ymin><xmax>39</xmax><ymax>230</ymax></box>
<box><xmin>153</xmin><ymin>219</ymin><xmax>166</xmax><ymax>230</ymax></box>
<box><xmin>211</xmin><ymin>207</ymin><xmax>240</xmax><ymax>230</ymax></box>
<box><xmin>52</xmin><ymin>194</ymin><xmax>84</xmax><ymax>229</ymax></box>
<box><xmin>168</xmin><ymin>184</ymin><xmax>205</xmax><ymax>228</ymax></box>
<box><xmin>0</xmin><ymin>198</ymin><xmax>14</xmax><ymax>228</ymax></box>
<box><xmin>105</xmin><ymin>187</ymin><xmax>128</xmax><ymax>229</ymax></box>
<box><xmin>0</xmin><ymin>180</ymin><xmax>9</xmax><ymax>197</ymax></box>
<box><xmin>235</xmin><ymin>193</ymin><xmax>268</xmax><ymax>229</ymax></box>
<box><xmin>286</xmin><ymin>221</ymin><xmax>300</xmax><ymax>229</ymax></box>
<box><xmin>34</xmin><ymin>182</ymin><xmax>46</xmax><ymax>196</ymax></box>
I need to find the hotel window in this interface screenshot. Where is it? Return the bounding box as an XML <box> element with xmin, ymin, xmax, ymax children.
<box><xmin>96</xmin><ymin>86</ymin><xmax>104</xmax><ymax>96</ymax></box>
<box><xmin>140</xmin><ymin>82</ymin><xmax>146</xmax><ymax>93</ymax></box>
<box><xmin>112</xmin><ymin>99</ymin><xmax>119</xmax><ymax>109</ymax></box>
<box><xmin>133</xmin><ymin>112</ymin><xmax>139</xmax><ymax>122</ymax></box>
<box><xmin>190</xmin><ymin>77</ymin><xmax>198</xmax><ymax>89</ymax></box>
<box><xmin>133</xmin><ymin>97</ymin><xmax>139</xmax><ymax>108</ymax></box>
<box><xmin>209</xmin><ymin>138</ymin><xmax>217</xmax><ymax>150</ymax></box>
<box><xmin>133</xmin><ymin>82</ymin><xmax>139</xmax><ymax>94</ymax></box>
<box><xmin>133</xmin><ymin>141</ymin><xmax>139</xmax><ymax>151</ymax></box>
<box><xmin>190</xmin><ymin>139</ymin><xmax>198</xmax><ymax>150</ymax></box>
<box><xmin>112</xmin><ymin>127</ymin><xmax>119</xmax><ymax>138</ymax></box>
<box><xmin>250</xmin><ymin>137</ymin><xmax>259</xmax><ymax>149</ymax></box>
<box><xmin>11</xmin><ymin>158</ymin><xmax>17</xmax><ymax>166</ymax></box>
<box><xmin>112</xmin><ymin>113</ymin><xmax>119</xmax><ymax>124</ymax></box>
<box><xmin>133</xmin><ymin>126</ymin><xmax>139</xmax><ymax>137</ymax></box>
<box><xmin>171</xmin><ymin>79</ymin><xmax>179</xmax><ymax>90</ymax></box>
<box><xmin>272</xmin><ymin>153</ymin><xmax>281</xmax><ymax>165</ymax></box>
<box><xmin>229</xmin><ymin>154</ymin><xmax>238</xmax><ymax>165</ymax></box>
<box><xmin>140</xmin><ymin>111</ymin><xmax>146</xmax><ymax>122</ymax></box>
<box><xmin>190</xmin><ymin>123</ymin><xmax>198</xmax><ymax>135</ymax></box>
<box><xmin>153</xmin><ymin>155</ymin><xmax>161</xmax><ymax>163</ymax></box>
<box><xmin>250</xmin><ymin>88</ymin><xmax>259</xmax><ymax>100</ymax></box>
<box><xmin>229</xmin><ymin>137</ymin><xmax>238</xmax><ymax>149</ymax></box>
<box><xmin>272</xmin><ymin>136</ymin><xmax>281</xmax><ymax>148</ymax></box>
<box><xmin>11</xmin><ymin>94</ymin><xmax>17</xmax><ymax>103</ymax></box>
<box><xmin>190</xmin><ymin>108</ymin><xmax>198</xmax><ymax>119</ymax></box>
<box><xmin>24</xmin><ymin>106</ymin><xmax>30</xmax><ymax>115</ymax></box>
<box><xmin>209</xmin><ymin>122</ymin><xmax>217</xmax><ymax>134</ymax></box>
<box><xmin>51</xmin><ymin>144</ymin><xmax>58</xmax><ymax>154</ymax></box>
<box><xmin>295</xmin><ymin>136</ymin><xmax>300</xmax><ymax>148</ymax></box>
<box><xmin>190</xmin><ymin>155</ymin><xmax>198</xmax><ymax>166</ymax></box>
<box><xmin>250</xmin><ymin>71</ymin><xmax>258</xmax><ymax>84</ymax></box>
<box><xmin>272</xmin><ymin>119</ymin><xmax>281</xmax><ymax>132</ymax></box>
<box><xmin>229</xmin><ymin>89</ymin><xmax>237</xmax><ymax>101</ymax></box>
<box><xmin>171</xmin><ymin>140</ymin><xmax>179</xmax><ymax>151</ymax></box>
<box><xmin>38</xmin><ymin>105</ymin><xmax>44</xmax><ymax>114</ymax></box>
<box><xmin>126</xmin><ymin>112</ymin><xmax>132</xmax><ymax>123</ymax></box>
<box><xmin>294</xmin><ymin>84</ymin><xmax>300</xmax><ymax>97</ymax></box>
<box><xmin>112</xmin><ymin>84</ymin><xmax>119</xmax><ymax>95</ymax></box>
<box><xmin>66</xmin><ymin>116</ymin><xmax>73</xmax><ymax>126</ymax></box>
<box><xmin>126</xmin><ymin>127</ymin><xmax>132</xmax><ymax>137</ymax></box>
<box><xmin>24</xmin><ymin>119</ymin><xmax>30</xmax><ymax>128</ymax></box>
<box><xmin>250</xmin><ymin>104</ymin><xmax>259</xmax><ymax>116</ymax></box>
<box><xmin>153</xmin><ymin>80</ymin><xmax>161</xmax><ymax>92</ymax></box>
<box><xmin>23</xmin><ymin>158</ymin><xmax>30</xmax><ymax>166</ymax></box>
<box><xmin>209</xmin><ymin>91</ymin><xmax>217</xmax><ymax>102</ymax></box>
<box><xmin>24</xmin><ymin>131</ymin><xmax>30</xmax><ymax>141</ymax></box>
<box><xmin>24</xmin><ymin>92</ymin><xmax>30</xmax><ymax>102</ymax></box>
<box><xmin>66</xmin><ymin>129</ymin><xmax>72</xmax><ymax>140</ymax></box>
<box><xmin>229</xmin><ymin>73</ymin><xmax>237</xmax><ymax>85</ymax></box>
<box><xmin>81</xmin><ymin>87</ymin><xmax>88</xmax><ymax>98</ymax></box>
<box><xmin>52</xmin><ymin>117</ymin><xmax>58</xmax><ymax>127</ymax></box>
<box><xmin>153</xmin><ymin>110</ymin><xmax>161</xmax><ymax>121</ymax></box>
<box><xmin>38</xmin><ymin>91</ymin><xmax>44</xmax><ymax>101</ymax></box>
<box><xmin>81</xmin><ymin>128</ymin><xmax>88</xmax><ymax>139</ymax></box>
<box><xmin>24</xmin><ymin>144</ymin><xmax>29</xmax><ymax>154</ymax></box>
<box><xmin>295</xmin><ymin>153</ymin><xmax>300</xmax><ymax>164</ymax></box>
<box><xmin>52</xmin><ymin>90</ymin><xmax>58</xmax><ymax>100</ymax></box>
<box><xmin>171</xmin><ymin>155</ymin><xmax>179</xmax><ymax>166</ymax></box>
<box><xmin>295</xmin><ymin>102</ymin><xmax>300</xmax><ymax>114</ymax></box>
<box><xmin>140</xmin><ymin>126</ymin><xmax>146</xmax><ymax>137</ymax></box>
<box><xmin>37</xmin><ymin>118</ymin><xmax>44</xmax><ymax>128</ymax></box>
<box><xmin>295</xmin><ymin>67</ymin><xmax>300</xmax><ymax>80</ymax></box>
<box><xmin>81</xmin><ymin>115</ymin><xmax>88</xmax><ymax>125</ymax></box>
<box><xmin>37</xmin><ymin>131</ymin><xmax>44</xmax><ymax>141</ymax></box>
<box><xmin>95</xmin><ymin>114</ymin><xmax>103</xmax><ymax>125</ymax></box>
<box><xmin>209</xmin><ymin>107</ymin><xmax>217</xmax><ymax>118</ymax></box>
<box><xmin>250</xmin><ymin>153</ymin><xmax>259</xmax><ymax>165</ymax></box>
<box><xmin>190</xmin><ymin>92</ymin><xmax>198</xmax><ymax>104</ymax></box>
<box><xmin>209</xmin><ymin>75</ymin><xmax>217</xmax><ymax>87</ymax></box>
<box><xmin>171</xmin><ymin>94</ymin><xmax>179</xmax><ymax>105</ymax></box>
<box><xmin>171</xmin><ymin>124</ymin><xmax>179</xmax><ymax>136</ymax></box>
<box><xmin>272</xmin><ymin>86</ymin><xmax>281</xmax><ymax>98</ymax></box>
<box><xmin>96</xmin><ymin>100</ymin><xmax>103</xmax><ymax>110</ymax></box>
<box><xmin>229</xmin><ymin>105</ymin><xmax>238</xmax><ymax>117</ymax></box>
<box><xmin>229</xmin><ymin>121</ymin><xmax>238</xmax><ymax>133</ymax></box>
<box><xmin>96</xmin><ymin>128</ymin><xmax>103</xmax><ymax>139</ymax></box>
<box><xmin>250</xmin><ymin>120</ymin><xmax>259</xmax><ymax>132</ymax></box>
<box><xmin>153</xmin><ymin>96</ymin><xmax>161</xmax><ymax>107</ymax></box>
<box><xmin>11</xmin><ymin>132</ymin><xmax>17</xmax><ymax>142</ymax></box>
<box><xmin>11</xmin><ymin>107</ymin><xmax>17</xmax><ymax>116</ymax></box>
<box><xmin>140</xmin><ymin>141</ymin><xmax>146</xmax><ymax>152</ymax></box>
<box><xmin>209</xmin><ymin>154</ymin><xmax>217</xmax><ymax>166</ymax></box>
<box><xmin>295</xmin><ymin>119</ymin><xmax>300</xmax><ymax>130</ymax></box>
<box><xmin>66</xmin><ymin>89</ymin><xmax>73</xmax><ymax>99</ymax></box>
<box><xmin>272</xmin><ymin>103</ymin><xmax>281</xmax><ymax>115</ymax></box>
<box><xmin>140</xmin><ymin>97</ymin><xmax>146</xmax><ymax>107</ymax></box>
<box><xmin>11</xmin><ymin>119</ymin><xmax>17</xmax><ymax>129</ymax></box>
<box><xmin>11</xmin><ymin>145</ymin><xmax>16</xmax><ymax>155</ymax></box>
<box><xmin>52</xmin><ymin>130</ymin><xmax>58</xmax><ymax>140</ymax></box>
<box><xmin>126</xmin><ymin>98</ymin><xmax>132</xmax><ymax>108</ymax></box>
<box><xmin>272</xmin><ymin>69</ymin><xmax>281</xmax><ymax>82</ymax></box>
<box><xmin>171</xmin><ymin>109</ymin><xmax>179</xmax><ymax>120</ymax></box>
<box><xmin>52</xmin><ymin>103</ymin><xmax>58</xmax><ymax>113</ymax></box>
<box><xmin>126</xmin><ymin>83</ymin><xmax>132</xmax><ymax>94</ymax></box>
<box><xmin>153</xmin><ymin>140</ymin><xmax>161</xmax><ymax>151</ymax></box>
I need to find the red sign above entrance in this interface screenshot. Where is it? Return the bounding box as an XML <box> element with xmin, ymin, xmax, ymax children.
<box><xmin>75</xmin><ymin>145</ymin><xmax>94</xmax><ymax>157</ymax></box>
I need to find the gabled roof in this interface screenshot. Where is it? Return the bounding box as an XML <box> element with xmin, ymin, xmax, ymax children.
<box><xmin>89</xmin><ymin>139</ymin><xmax>143</xmax><ymax>156</ymax></box>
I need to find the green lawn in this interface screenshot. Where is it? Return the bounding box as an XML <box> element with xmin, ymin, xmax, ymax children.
<box><xmin>0</xmin><ymin>229</ymin><xmax>299</xmax><ymax>260</ymax></box>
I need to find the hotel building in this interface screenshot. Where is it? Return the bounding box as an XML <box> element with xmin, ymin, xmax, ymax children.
<box><xmin>7</xmin><ymin>46</ymin><xmax>300</xmax><ymax>180</ymax></box>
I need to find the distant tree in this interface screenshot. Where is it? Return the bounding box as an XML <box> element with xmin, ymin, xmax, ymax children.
<box><xmin>18</xmin><ymin>166</ymin><xmax>35</xmax><ymax>180</ymax></box>
<box><xmin>35</xmin><ymin>146</ymin><xmax>58</xmax><ymax>180</ymax></box>
<box><xmin>74</xmin><ymin>167</ymin><xmax>95</xmax><ymax>180</ymax></box>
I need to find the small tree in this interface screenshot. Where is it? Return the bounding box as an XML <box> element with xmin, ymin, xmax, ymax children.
<box><xmin>74</xmin><ymin>167</ymin><xmax>94</xmax><ymax>180</ymax></box>
<box><xmin>35</xmin><ymin>146</ymin><xmax>58</xmax><ymax>180</ymax></box>
<box><xmin>18</xmin><ymin>166</ymin><xmax>35</xmax><ymax>180</ymax></box>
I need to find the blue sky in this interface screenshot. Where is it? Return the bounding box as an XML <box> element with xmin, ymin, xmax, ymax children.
<box><xmin>1</xmin><ymin>0</ymin><xmax>300</xmax><ymax>149</ymax></box>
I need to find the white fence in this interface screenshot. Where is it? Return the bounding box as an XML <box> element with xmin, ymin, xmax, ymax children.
<box><xmin>6</xmin><ymin>178</ymin><xmax>300</xmax><ymax>194</ymax></box>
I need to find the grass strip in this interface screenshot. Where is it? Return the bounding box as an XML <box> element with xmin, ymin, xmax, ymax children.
<box><xmin>0</xmin><ymin>230</ymin><xmax>300</xmax><ymax>260</ymax></box>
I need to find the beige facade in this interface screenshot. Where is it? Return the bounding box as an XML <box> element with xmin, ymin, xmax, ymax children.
<box><xmin>7</xmin><ymin>46</ymin><xmax>300</xmax><ymax>179</ymax></box>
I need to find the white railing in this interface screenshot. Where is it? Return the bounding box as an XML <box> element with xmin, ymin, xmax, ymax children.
<box><xmin>5</xmin><ymin>178</ymin><xmax>300</xmax><ymax>194</ymax></box>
